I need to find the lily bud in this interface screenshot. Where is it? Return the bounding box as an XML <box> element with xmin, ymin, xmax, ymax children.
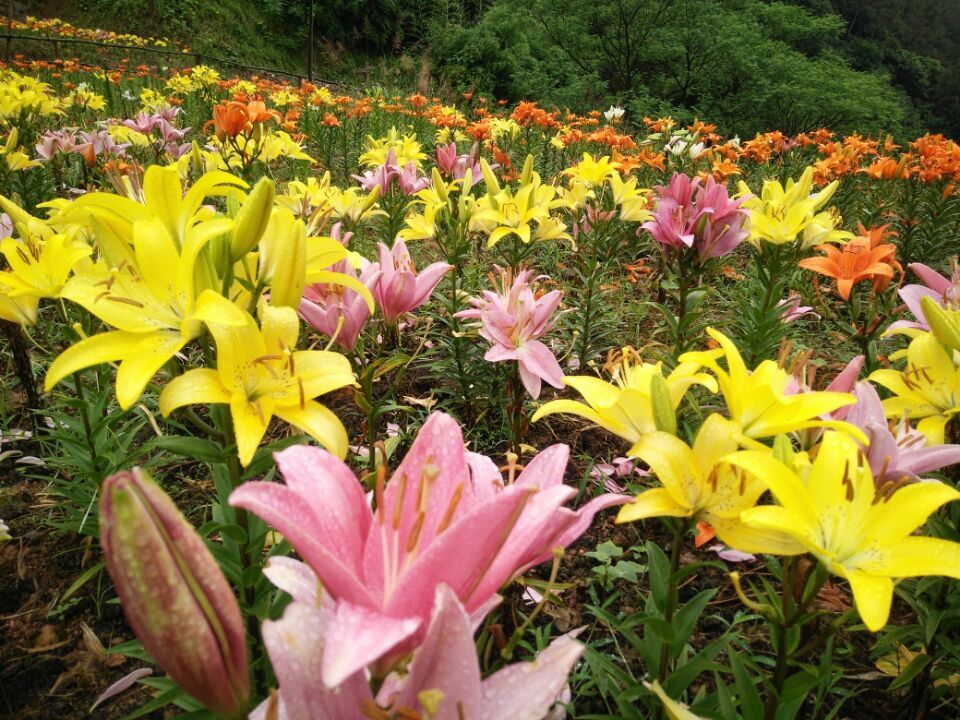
<box><xmin>480</xmin><ymin>158</ymin><xmax>501</xmax><ymax>198</ymax></box>
<box><xmin>100</xmin><ymin>468</ymin><xmax>249</xmax><ymax>718</ymax></box>
<box><xmin>520</xmin><ymin>153</ymin><xmax>535</xmax><ymax>186</ymax></box>
<box><xmin>649</xmin><ymin>372</ymin><xmax>676</xmax><ymax>436</ymax></box>
<box><xmin>921</xmin><ymin>295</ymin><xmax>960</xmax><ymax>352</ymax></box>
<box><xmin>430</xmin><ymin>167</ymin><xmax>449</xmax><ymax>204</ymax></box>
<box><xmin>259</xmin><ymin>208</ymin><xmax>306</xmax><ymax>308</ymax></box>
<box><xmin>231</xmin><ymin>177</ymin><xmax>275</xmax><ymax>261</ymax></box>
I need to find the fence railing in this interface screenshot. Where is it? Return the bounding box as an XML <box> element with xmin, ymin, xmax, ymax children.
<box><xmin>1</xmin><ymin>30</ymin><xmax>346</xmax><ymax>89</ymax></box>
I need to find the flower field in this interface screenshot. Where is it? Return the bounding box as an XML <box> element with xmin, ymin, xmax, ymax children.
<box><xmin>3</xmin><ymin>43</ymin><xmax>960</xmax><ymax>720</ymax></box>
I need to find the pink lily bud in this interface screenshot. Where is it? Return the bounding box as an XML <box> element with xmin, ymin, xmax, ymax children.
<box><xmin>99</xmin><ymin>468</ymin><xmax>249</xmax><ymax>718</ymax></box>
<box><xmin>373</xmin><ymin>239</ymin><xmax>450</xmax><ymax>324</ymax></box>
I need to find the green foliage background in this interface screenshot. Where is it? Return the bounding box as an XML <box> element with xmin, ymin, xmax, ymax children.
<box><xmin>20</xmin><ymin>0</ymin><xmax>960</xmax><ymax>138</ymax></box>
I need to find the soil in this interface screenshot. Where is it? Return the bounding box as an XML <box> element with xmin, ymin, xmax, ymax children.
<box><xmin>0</xmin><ymin>473</ymin><xmax>161</xmax><ymax>719</ymax></box>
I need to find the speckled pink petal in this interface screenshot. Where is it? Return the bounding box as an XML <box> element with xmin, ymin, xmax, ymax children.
<box><xmin>386</xmin><ymin>585</ymin><xmax>484</xmax><ymax>718</ymax></box>
<box><xmin>321</xmin><ymin>601</ymin><xmax>421</xmax><ymax>688</ymax></box>
<box><xmin>259</xmin><ymin>602</ymin><xmax>372</xmax><ymax>720</ymax></box>
<box><xmin>479</xmin><ymin>630</ymin><xmax>585</xmax><ymax>720</ymax></box>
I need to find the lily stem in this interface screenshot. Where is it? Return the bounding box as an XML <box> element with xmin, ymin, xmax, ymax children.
<box><xmin>658</xmin><ymin>518</ymin><xmax>688</xmax><ymax>684</ymax></box>
<box><xmin>72</xmin><ymin>370</ymin><xmax>98</xmax><ymax>467</ymax></box>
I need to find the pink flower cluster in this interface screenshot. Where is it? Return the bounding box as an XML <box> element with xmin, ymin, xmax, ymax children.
<box><xmin>352</xmin><ymin>148</ymin><xmax>430</xmax><ymax>195</ymax></box>
<box><xmin>435</xmin><ymin>141</ymin><xmax>484</xmax><ymax>180</ymax></box>
<box><xmin>299</xmin><ymin>238</ymin><xmax>450</xmax><ymax>350</ymax></box>
<box><xmin>455</xmin><ymin>268</ymin><xmax>565</xmax><ymax>399</ymax></box>
<box><xmin>36</xmin><ymin>127</ymin><xmax>130</xmax><ymax>166</ymax></box>
<box><xmin>641</xmin><ymin>172</ymin><xmax>748</xmax><ymax>261</ymax></box>
<box><xmin>122</xmin><ymin>107</ymin><xmax>191</xmax><ymax>158</ymax></box>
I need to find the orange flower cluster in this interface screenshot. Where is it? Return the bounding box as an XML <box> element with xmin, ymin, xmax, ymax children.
<box><xmin>206</xmin><ymin>100</ymin><xmax>281</xmax><ymax>140</ymax></box>
<box><xmin>6</xmin><ymin>49</ymin><xmax>960</xmax><ymax>193</ymax></box>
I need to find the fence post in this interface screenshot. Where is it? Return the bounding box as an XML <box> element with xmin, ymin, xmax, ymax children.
<box><xmin>307</xmin><ymin>0</ymin><xmax>314</xmax><ymax>81</ymax></box>
<box><xmin>6</xmin><ymin>0</ymin><xmax>12</xmax><ymax>63</ymax></box>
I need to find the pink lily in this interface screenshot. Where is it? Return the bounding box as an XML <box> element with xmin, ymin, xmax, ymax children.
<box><xmin>889</xmin><ymin>261</ymin><xmax>960</xmax><ymax>334</ymax></box>
<box><xmin>846</xmin><ymin>380</ymin><xmax>960</xmax><ymax>486</ymax></box>
<box><xmin>352</xmin><ymin>149</ymin><xmax>398</xmax><ymax>194</ymax></box>
<box><xmin>251</xmin><ymin>583</ymin><xmax>584</xmax><ymax>720</ymax></box>
<box><xmin>298</xmin><ymin>259</ymin><xmax>381</xmax><ymax>351</ymax></box>
<box><xmin>777</xmin><ymin>293</ymin><xmax>819</xmax><ymax>323</ymax></box>
<box><xmin>230</xmin><ymin>412</ymin><xmax>627</xmax><ymax>687</ymax></box>
<box><xmin>640</xmin><ymin>173</ymin><xmax>748</xmax><ymax>261</ymax></box>
<box><xmin>35</xmin><ymin>128</ymin><xmax>77</xmax><ymax>160</ymax></box>
<box><xmin>436</xmin><ymin>141</ymin><xmax>484</xmax><ymax>180</ymax></box>
<box><xmin>455</xmin><ymin>268</ymin><xmax>565</xmax><ymax>399</ymax></box>
<box><xmin>395</xmin><ymin>159</ymin><xmax>431</xmax><ymax>195</ymax></box>
<box><xmin>373</xmin><ymin>238</ymin><xmax>450</xmax><ymax>324</ymax></box>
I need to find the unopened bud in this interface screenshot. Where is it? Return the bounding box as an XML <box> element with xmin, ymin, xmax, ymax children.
<box><xmin>100</xmin><ymin>468</ymin><xmax>249</xmax><ymax>718</ymax></box>
<box><xmin>649</xmin><ymin>372</ymin><xmax>676</xmax><ymax>436</ymax></box>
<box><xmin>231</xmin><ymin>177</ymin><xmax>276</xmax><ymax>261</ymax></box>
<box><xmin>921</xmin><ymin>295</ymin><xmax>960</xmax><ymax>352</ymax></box>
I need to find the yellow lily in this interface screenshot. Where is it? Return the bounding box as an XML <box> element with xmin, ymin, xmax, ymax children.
<box><xmin>608</xmin><ymin>173</ymin><xmax>652</xmax><ymax>223</ymax></box>
<box><xmin>563</xmin><ymin>153</ymin><xmax>621</xmax><ymax>187</ymax></box>
<box><xmin>397</xmin><ymin>202</ymin><xmax>439</xmax><ymax>242</ymax></box>
<box><xmin>725</xmin><ymin>431</ymin><xmax>960</xmax><ymax>631</ymax></box>
<box><xmin>0</xmin><ymin>233</ymin><xmax>91</xmax><ymax>325</ymax></box>
<box><xmin>56</xmin><ymin>164</ymin><xmax>244</xmax><ymax>251</ymax></box>
<box><xmin>737</xmin><ymin>167</ymin><xmax>843</xmax><ymax>247</ymax></box>
<box><xmin>256</xmin><ymin>208</ymin><xmax>307</xmax><ymax>309</ymax></box>
<box><xmin>46</xmin><ymin>217</ymin><xmax>246</xmax><ymax>409</ymax></box>
<box><xmin>1</xmin><ymin>129</ymin><xmax>41</xmax><ymax>171</ymax></box>
<box><xmin>921</xmin><ymin>294</ymin><xmax>960</xmax><ymax>353</ymax></box>
<box><xmin>532</xmin><ymin>348</ymin><xmax>717</xmax><ymax>452</ymax></box>
<box><xmin>617</xmin><ymin>414</ymin><xmax>783</xmax><ymax>555</ymax></box>
<box><xmin>244</xmin><ymin>207</ymin><xmax>373</xmax><ymax>311</ymax></box>
<box><xmin>679</xmin><ymin>328</ymin><xmax>862</xmax><ymax>447</ymax></box>
<box><xmin>473</xmin><ymin>183</ymin><xmax>551</xmax><ymax>247</ymax></box>
<box><xmin>358</xmin><ymin>128</ymin><xmax>426</xmax><ymax>167</ymax></box>
<box><xmin>159</xmin><ymin>304</ymin><xmax>355</xmax><ymax>466</ymax></box>
<box><xmin>869</xmin><ymin>331</ymin><xmax>960</xmax><ymax>444</ymax></box>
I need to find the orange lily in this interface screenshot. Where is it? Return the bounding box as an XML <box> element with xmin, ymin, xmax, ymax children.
<box><xmin>798</xmin><ymin>232</ymin><xmax>899</xmax><ymax>300</ymax></box>
<box><xmin>206</xmin><ymin>100</ymin><xmax>281</xmax><ymax>140</ymax></box>
<box><xmin>207</xmin><ymin>102</ymin><xmax>249</xmax><ymax>140</ymax></box>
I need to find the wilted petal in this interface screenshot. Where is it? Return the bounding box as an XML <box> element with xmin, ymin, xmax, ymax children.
<box><xmin>90</xmin><ymin>668</ymin><xmax>153</xmax><ymax>713</ymax></box>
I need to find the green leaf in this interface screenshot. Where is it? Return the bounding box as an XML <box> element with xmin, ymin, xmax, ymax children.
<box><xmin>775</xmin><ymin>669</ymin><xmax>819</xmax><ymax>720</ymax></box>
<box><xmin>888</xmin><ymin>653</ymin><xmax>932</xmax><ymax>691</ymax></box>
<box><xmin>211</xmin><ymin>523</ymin><xmax>247</xmax><ymax>543</ymax></box>
<box><xmin>669</xmin><ymin>588</ymin><xmax>717</xmax><ymax>656</ymax></box>
<box><xmin>646</xmin><ymin>540</ymin><xmax>670</xmax><ymax>611</ymax></box>
<box><xmin>149</xmin><ymin>436</ymin><xmax>225</xmax><ymax>464</ymax></box>
<box><xmin>587</xmin><ymin>540</ymin><xmax>624</xmax><ymax>561</ymax></box>
<box><xmin>610</xmin><ymin>560</ymin><xmax>646</xmax><ymax>583</ymax></box>
<box><xmin>730</xmin><ymin>652</ymin><xmax>763</xmax><ymax>719</ymax></box>
<box><xmin>59</xmin><ymin>561</ymin><xmax>105</xmax><ymax>605</ymax></box>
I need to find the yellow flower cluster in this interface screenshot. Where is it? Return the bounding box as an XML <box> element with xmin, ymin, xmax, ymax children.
<box><xmin>536</xmin><ymin>326</ymin><xmax>960</xmax><ymax>632</ymax></box>
<box><xmin>0</xmin><ymin>72</ymin><xmax>61</xmax><ymax>123</ymax></box>
<box><xmin>1</xmin><ymin>166</ymin><xmax>369</xmax><ymax>467</ymax></box>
